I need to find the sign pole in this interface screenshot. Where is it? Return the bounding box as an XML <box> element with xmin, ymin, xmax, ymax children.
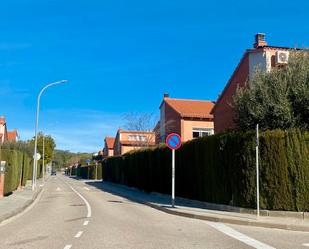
<box><xmin>165</xmin><ymin>133</ymin><xmax>181</xmax><ymax>209</ymax></box>
<box><xmin>256</xmin><ymin>124</ymin><xmax>260</xmax><ymax>219</ymax></box>
<box><xmin>172</xmin><ymin>149</ymin><xmax>175</xmax><ymax>208</ymax></box>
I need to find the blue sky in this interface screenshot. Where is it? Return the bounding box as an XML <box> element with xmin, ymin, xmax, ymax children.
<box><xmin>1</xmin><ymin>0</ymin><xmax>308</xmax><ymax>152</ymax></box>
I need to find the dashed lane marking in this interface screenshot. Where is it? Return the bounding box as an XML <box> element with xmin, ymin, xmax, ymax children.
<box><xmin>75</xmin><ymin>231</ymin><xmax>83</xmax><ymax>238</ymax></box>
<box><xmin>63</xmin><ymin>245</ymin><xmax>72</xmax><ymax>249</ymax></box>
<box><xmin>56</xmin><ymin>187</ymin><xmax>61</xmax><ymax>191</ymax></box>
<box><xmin>83</xmin><ymin>187</ymin><xmax>90</xmax><ymax>191</ymax></box>
<box><xmin>83</xmin><ymin>220</ymin><xmax>89</xmax><ymax>226</ymax></box>
<box><xmin>207</xmin><ymin>222</ymin><xmax>276</xmax><ymax>249</ymax></box>
<box><xmin>303</xmin><ymin>243</ymin><xmax>309</xmax><ymax>247</ymax></box>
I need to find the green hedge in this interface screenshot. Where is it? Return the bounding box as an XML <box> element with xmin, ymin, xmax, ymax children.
<box><xmin>76</xmin><ymin>163</ymin><xmax>103</xmax><ymax>180</ymax></box>
<box><xmin>103</xmin><ymin>129</ymin><xmax>309</xmax><ymax>211</ymax></box>
<box><xmin>0</xmin><ymin>149</ymin><xmax>33</xmax><ymax>195</ymax></box>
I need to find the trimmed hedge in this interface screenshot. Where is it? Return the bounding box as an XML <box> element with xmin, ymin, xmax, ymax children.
<box><xmin>103</xmin><ymin>129</ymin><xmax>309</xmax><ymax>211</ymax></box>
<box><xmin>0</xmin><ymin>149</ymin><xmax>33</xmax><ymax>195</ymax></box>
<box><xmin>76</xmin><ymin>163</ymin><xmax>103</xmax><ymax>180</ymax></box>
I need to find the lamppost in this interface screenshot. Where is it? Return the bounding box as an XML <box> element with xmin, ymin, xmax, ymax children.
<box><xmin>42</xmin><ymin>136</ymin><xmax>45</xmax><ymax>182</ymax></box>
<box><xmin>32</xmin><ymin>80</ymin><xmax>68</xmax><ymax>191</ymax></box>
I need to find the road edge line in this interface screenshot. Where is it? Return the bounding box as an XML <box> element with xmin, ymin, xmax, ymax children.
<box><xmin>61</xmin><ymin>177</ymin><xmax>92</xmax><ymax>218</ymax></box>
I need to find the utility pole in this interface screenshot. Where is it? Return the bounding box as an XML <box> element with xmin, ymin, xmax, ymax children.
<box><xmin>256</xmin><ymin>124</ymin><xmax>260</xmax><ymax>219</ymax></box>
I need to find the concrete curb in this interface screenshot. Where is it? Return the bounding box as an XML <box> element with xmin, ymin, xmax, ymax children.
<box><xmin>0</xmin><ymin>186</ymin><xmax>43</xmax><ymax>224</ymax></box>
<box><xmin>99</xmin><ymin>183</ymin><xmax>309</xmax><ymax>233</ymax></box>
<box><xmin>143</xmin><ymin>202</ymin><xmax>309</xmax><ymax>232</ymax></box>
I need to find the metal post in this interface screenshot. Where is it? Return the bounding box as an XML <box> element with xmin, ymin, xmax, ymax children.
<box><xmin>42</xmin><ymin>136</ymin><xmax>45</xmax><ymax>181</ymax></box>
<box><xmin>32</xmin><ymin>97</ymin><xmax>40</xmax><ymax>191</ymax></box>
<box><xmin>95</xmin><ymin>162</ymin><xmax>98</xmax><ymax>180</ymax></box>
<box><xmin>172</xmin><ymin>149</ymin><xmax>175</xmax><ymax>208</ymax></box>
<box><xmin>256</xmin><ymin>124</ymin><xmax>260</xmax><ymax>218</ymax></box>
<box><xmin>32</xmin><ymin>80</ymin><xmax>67</xmax><ymax>191</ymax></box>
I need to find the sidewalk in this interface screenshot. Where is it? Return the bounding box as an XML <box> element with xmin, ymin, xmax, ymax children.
<box><xmin>0</xmin><ymin>180</ymin><xmax>44</xmax><ymax>224</ymax></box>
<box><xmin>85</xmin><ymin>180</ymin><xmax>309</xmax><ymax>232</ymax></box>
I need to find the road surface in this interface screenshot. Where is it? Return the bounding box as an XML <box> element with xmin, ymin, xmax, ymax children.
<box><xmin>0</xmin><ymin>174</ymin><xmax>308</xmax><ymax>249</ymax></box>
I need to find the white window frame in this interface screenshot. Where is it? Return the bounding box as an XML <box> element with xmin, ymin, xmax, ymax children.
<box><xmin>128</xmin><ymin>135</ymin><xmax>147</xmax><ymax>141</ymax></box>
<box><xmin>192</xmin><ymin>128</ymin><xmax>214</xmax><ymax>138</ymax></box>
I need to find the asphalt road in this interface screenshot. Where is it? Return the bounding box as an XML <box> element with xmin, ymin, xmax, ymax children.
<box><xmin>0</xmin><ymin>175</ymin><xmax>309</xmax><ymax>249</ymax></box>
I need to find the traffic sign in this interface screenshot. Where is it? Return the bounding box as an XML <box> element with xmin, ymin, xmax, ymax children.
<box><xmin>33</xmin><ymin>153</ymin><xmax>41</xmax><ymax>161</ymax></box>
<box><xmin>165</xmin><ymin>133</ymin><xmax>182</xmax><ymax>208</ymax></box>
<box><xmin>165</xmin><ymin>133</ymin><xmax>182</xmax><ymax>150</ymax></box>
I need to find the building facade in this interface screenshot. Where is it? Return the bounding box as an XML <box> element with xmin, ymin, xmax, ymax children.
<box><xmin>0</xmin><ymin>116</ymin><xmax>18</xmax><ymax>143</ymax></box>
<box><xmin>113</xmin><ymin>129</ymin><xmax>155</xmax><ymax>156</ymax></box>
<box><xmin>103</xmin><ymin>137</ymin><xmax>115</xmax><ymax>157</ymax></box>
<box><xmin>157</xmin><ymin>94</ymin><xmax>215</xmax><ymax>143</ymax></box>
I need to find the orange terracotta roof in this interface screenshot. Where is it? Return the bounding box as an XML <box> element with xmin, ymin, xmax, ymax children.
<box><xmin>7</xmin><ymin>130</ymin><xmax>18</xmax><ymax>142</ymax></box>
<box><xmin>105</xmin><ymin>137</ymin><xmax>115</xmax><ymax>149</ymax></box>
<box><xmin>164</xmin><ymin>98</ymin><xmax>215</xmax><ymax>119</ymax></box>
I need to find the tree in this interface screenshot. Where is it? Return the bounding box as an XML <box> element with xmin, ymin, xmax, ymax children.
<box><xmin>28</xmin><ymin>132</ymin><xmax>56</xmax><ymax>165</ymax></box>
<box><xmin>53</xmin><ymin>150</ymin><xmax>93</xmax><ymax>169</ymax></box>
<box><xmin>234</xmin><ymin>51</ymin><xmax>309</xmax><ymax>131</ymax></box>
<box><xmin>123</xmin><ymin>112</ymin><xmax>157</xmax><ymax>147</ymax></box>
<box><xmin>1</xmin><ymin>140</ymin><xmax>33</xmax><ymax>156</ymax></box>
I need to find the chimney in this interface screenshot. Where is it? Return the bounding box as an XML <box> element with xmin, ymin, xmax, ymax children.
<box><xmin>254</xmin><ymin>33</ymin><xmax>267</xmax><ymax>48</ymax></box>
<box><xmin>163</xmin><ymin>93</ymin><xmax>170</xmax><ymax>98</ymax></box>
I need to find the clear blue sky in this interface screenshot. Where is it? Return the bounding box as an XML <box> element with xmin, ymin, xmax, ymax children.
<box><xmin>1</xmin><ymin>0</ymin><xmax>308</xmax><ymax>152</ymax></box>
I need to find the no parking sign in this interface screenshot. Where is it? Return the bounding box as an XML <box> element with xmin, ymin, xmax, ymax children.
<box><xmin>165</xmin><ymin>133</ymin><xmax>182</xmax><ymax>208</ymax></box>
<box><xmin>165</xmin><ymin>133</ymin><xmax>182</xmax><ymax>150</ymax></box>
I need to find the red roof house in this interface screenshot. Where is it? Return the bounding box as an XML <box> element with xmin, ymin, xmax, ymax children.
<box><xmin>212</xmin><ymin>33</ymin><xmax>296</xmax><ymax>133</ymax></box>
<box><xmin>103</xmin><ymin>137</ymin><xmax>116</xmax><ymax>157</ymax></box>
<box><xmin>157</xmin><ymin>94</ymin><xmax>215</xmax><ymax>143</ymax></box>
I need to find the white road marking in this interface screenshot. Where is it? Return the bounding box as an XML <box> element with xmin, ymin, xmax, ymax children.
<box><xmin>207</xmin><ymin>222</ymin><xmax>276</xmax><ymax>249</ymax></box>
<box><xmin>83</xmin><ymin>220</ymin><xmax>89</xmax><ymax>226</ymax></box>
<box><xmin>56</xmin><ymin>187</ymin><xmax>61</xmax><ymax>191</ymax></box>
<box><xmin>75</xmin><ymin>231</ymin><xmax>83</xmax><ymax>238</ymax></box>
<box><xmin>61</xmin><ymin>178</ymin><xmax>92</xmax><ymax>218</ymax></box>
<box><xmin>63</xmin><ymin>245</ymin><xmax>72</xmax><ymax>249</ymax></box>
<box><xmin>303</xmin><ymin>243</ymin><xmax>309</xmax><ymax>247</ymax></box>
<box><xmin>83</xmin><ymin>187</ymin><xmax>90</xmax><ymax>191</ymax></box>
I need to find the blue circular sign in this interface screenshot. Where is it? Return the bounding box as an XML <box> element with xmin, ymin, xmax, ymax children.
<box><xmin>166</xmin><ymin>133</ymin><xmax>182</xmax><ymax>150</ymax></box>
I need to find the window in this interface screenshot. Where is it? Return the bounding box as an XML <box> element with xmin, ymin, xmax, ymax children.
<box><xmin>128</xmin><ymin>135</ymin><xmax>147</xmax><ymax>141</ymax></box>
<box><xmin>192</xmin><ymin>128</ymin><xmax>214</xmax><ymax>138</ymax></box>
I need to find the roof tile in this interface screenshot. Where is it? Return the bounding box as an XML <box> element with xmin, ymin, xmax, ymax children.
<box><xmin>164</xmin><ymin>98</ymin><xmax>215</xmax><ymax>119</ymax></box>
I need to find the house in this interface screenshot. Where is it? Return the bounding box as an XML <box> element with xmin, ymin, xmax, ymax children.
<box><xmin>0</xmin><ymin>116</ymin><xmax>8</xmax><ymax>143</ymax></box>
<box><xmin>157</xmin><ymin>94</ymin><xmax>215</xmax><ymax>143</ymax></box>
<box><xmin>0</xmin><ymin>116</ymin><xmax>19</xmax><ymax>143</ymax></box>
<box><xmin>212</xmin><ymin>33</ymin><xmax>295</xmax><ymax>133</ymax></box>
<box><xmin>113</xmin><ymin>129</ymin><xmax>155</xmax><ymax>156</ymax></box>
<box><xmin>103</xmin><ymin>137</ymin><xmax>115</xmax><ymax>157</ymax></box>
<box><xmin>7</xmin><ymin>129</ymin><xmax>19</xmax><ymax>142</ymax></box>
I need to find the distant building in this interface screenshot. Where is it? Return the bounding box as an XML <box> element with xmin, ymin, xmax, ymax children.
<box><xmin>157</xmin><ymin>94</ymin><xmax>215</xmax><ymax>143</ymax></box>
<box><xmin>103</xmin><ymin>137</ymin><xmax>115</xmax><ymax>157</ymax></box>
<box><xmin>113</xmin><ymin>129</ymin><xmax>155</xmax><ymax>156</ymax></box>
<box><xmin>211</xmin><ymin>33</ymin><xmax>295</xmax><ymax>133</ymax></box>
<box><xmin>7</xmin><ymin>129</ymin><xmax>19</xmax><ymax>142</ymax></box>
<box><xmin>0</xmin><ymin>116</ymin><xmax>8</xmax><ymax>143</ymax></box>
<box><xmin>0</xmin><ymin>116</ymin><xmax>19</xmax><ymax>143</ymax></box>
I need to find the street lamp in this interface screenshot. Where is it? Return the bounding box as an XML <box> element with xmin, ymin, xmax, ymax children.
<box><xmin>32</xmin><ymin>80</ymin><xmax>68</xmax><ymax>191</ymax></box>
